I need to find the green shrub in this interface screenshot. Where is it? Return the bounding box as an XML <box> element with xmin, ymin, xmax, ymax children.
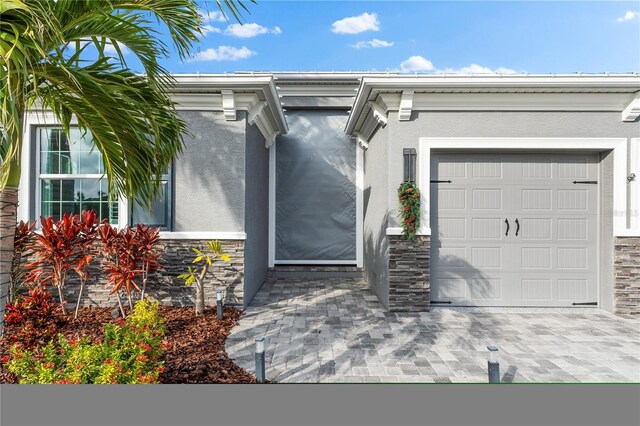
<box><xmin>7</xmin><ymin>298</ymin><xmax>168</xmax><ymax>384</ymax></box>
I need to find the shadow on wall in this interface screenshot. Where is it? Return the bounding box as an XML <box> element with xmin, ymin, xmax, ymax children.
<box><xmin>429</xmin><ymin>183</ymin><xmax>494</xmax><ymax>304</ymax></box>
<box><xmin>174</xmin><ymin>111</ymin><xmax>247</xmax><ymax>232</ymax></box>
<box><xmin>363</xmin><ymin>199</ymin><xmax>390</xmax><ymax>309</ymax></box>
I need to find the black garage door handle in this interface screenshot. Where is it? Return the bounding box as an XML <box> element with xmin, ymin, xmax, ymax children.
<box><xmin>515</xmin><ymin>218</ymin><xmax>520</xmax><ymax>236</ymax></box>
<box><xmin>505</xmin><ymin>218</ymin><xmax>510</xmax><ymax>236</ymax></box>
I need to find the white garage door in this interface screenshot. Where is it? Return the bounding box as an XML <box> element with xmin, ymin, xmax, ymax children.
<box><xmin>430</xmin><ymin>153</ymin><xmax>599</xmax><ymax>307</ymax></box>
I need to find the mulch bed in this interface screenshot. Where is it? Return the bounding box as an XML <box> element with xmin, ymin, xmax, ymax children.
<box><xmin>0</xmin><ymin>306</ymin><xmax>257</xmax><ymax>384</ymax></box>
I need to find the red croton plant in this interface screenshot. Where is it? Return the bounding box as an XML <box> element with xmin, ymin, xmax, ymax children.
<box><xmin>99</xmin><ymin>224</ymin><xmax>162</xmax><ymax>318</ymax></box>
<box><xmin>24</xmin><ymin>211</ymin><xmax>100</xmax><ymax>318</ymax></box>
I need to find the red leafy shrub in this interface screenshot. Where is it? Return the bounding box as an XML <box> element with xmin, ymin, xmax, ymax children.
<box><xmin>24</xmin><ymin>211</ymin><xmax>101</xmax><ymax>307</ymax></box>
<box><xmin>99</xmin><ymin>223</ymin><xmax>162</xmax><ymax>317</ymax></box>
<box><xmin>4</xmin><ymin>286</ymin><xmax>66</xmax><ymax>348</ymax></box>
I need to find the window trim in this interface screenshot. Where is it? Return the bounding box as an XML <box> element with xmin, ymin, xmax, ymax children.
<box><xmin>34</xmin><ymin>126</ymin><xmax>128</xmax><ymax>228</ymax></box>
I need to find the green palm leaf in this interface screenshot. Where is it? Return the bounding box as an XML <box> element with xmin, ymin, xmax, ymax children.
<box><xmin>0</xmin><ymin>0</ymin><xmax>253</xmax><ymax>205</ymax></box>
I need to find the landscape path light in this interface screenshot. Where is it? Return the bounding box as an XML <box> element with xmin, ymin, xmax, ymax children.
<box><xmin>216</xmin><ymin>289</ymin><xmax>223</xmax><ymax>320</ymax></box>
<box><xmin>487</xmin><ymin>345</ymin><xmax>500</xmax><ymax>383</ymax></box>
<box><xmin>255</xmin><ymin>336</ymin><xmax>266</xmax><ymax>383</ymax></box>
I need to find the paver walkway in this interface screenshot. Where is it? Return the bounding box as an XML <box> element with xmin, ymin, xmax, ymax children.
<box><xmin>226</xmin><ymin>279</ymin><xmax>640</xmax><ymax>383</ymax></box>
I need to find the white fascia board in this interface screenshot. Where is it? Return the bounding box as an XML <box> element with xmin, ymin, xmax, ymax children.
<box><xmin>359</xmin><ymin>74</ymin><xmax>640</xmax><ymax>89</ymax></box>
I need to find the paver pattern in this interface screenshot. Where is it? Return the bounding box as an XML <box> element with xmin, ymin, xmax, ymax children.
<box><xmin>226</xmin><ymin>279</ymin><xmax>640</xmax><ymax>383</ymax></box>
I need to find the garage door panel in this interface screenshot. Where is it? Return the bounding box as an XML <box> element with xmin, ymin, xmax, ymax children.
<box><xmin>471</xmin><ymin>218</ymin><xmax>504</xmax><ymax>240</ymax></box>
<box><xmin>472</xmin><ymin>188</ymin><xmax>503</xmax><ymax>210</ymax></box>
<box><xmin>520</xmin><ymin>218</ymin><xmax>553</xmax><ymax>240</ymax></box>
<box><xmin>437</xmin><ymin>188</ymin><xmax>467</xmax><ymax>210</ymax></box>
<box><xmin>521</xmin><ymin>189</ymin><xmax>553</xmax><ymax>211</ymax></box>
<box><xmin>431</xmin><ymin>152</ymin><xmax>598</xmax><ymax>307</ymax></box>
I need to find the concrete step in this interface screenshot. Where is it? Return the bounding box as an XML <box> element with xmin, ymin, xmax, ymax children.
<box><xmin>267</xmin><ymin>265</ymin><xmax>364</xmax><ymax>279</ymax></box>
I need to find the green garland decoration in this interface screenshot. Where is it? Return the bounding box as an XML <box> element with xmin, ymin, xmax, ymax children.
<box><xmin>398</xmin><ymin>182</ymin><xmax>421</xmax><ymax>240</ymax></box>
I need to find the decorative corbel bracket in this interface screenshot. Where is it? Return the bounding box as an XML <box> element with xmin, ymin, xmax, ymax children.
<box><xmin>354</xmin><ymin>132</ymin><xmax>369</xmax><ymax>150</ymax></box>
<box><xmin>367</xmin><ymin>100</ymin><xmax>388</xmax><ymax>127</ymax></box>
<box><xmin>398</xmin><ymin>90</ymin><xmax>414</xmax><ymax>121</ymax></box>
<box><xmin>221</xmin><ymin>89</ymin><xmax>236</xmax><ymax>121</ymax></box>
<box><xmin>622</xmin><ymin>94</ymin><xmax>640</xmax><ymax>122</ymax></box>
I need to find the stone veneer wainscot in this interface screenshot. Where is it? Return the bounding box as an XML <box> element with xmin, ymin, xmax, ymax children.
<box><xmin>387</xmin><ymin>235</ymin><xmax>430</xmax><ymax>312</ymax></box>
<box><xmin>614</xmin><ymin>237</ymin><xmax>640</xmax><ymax>316</ymax></box>
<box><xmin>47</xmin><ymin>239</ymin><xmax>245</xmax><ymax>309</ymax></box>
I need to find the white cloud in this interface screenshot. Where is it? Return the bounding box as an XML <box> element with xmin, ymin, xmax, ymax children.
<box><xmin>617</xmin><ymin>11</ymin><xmax>640</xmax><ymax>22</ymax></box>
<box><xmin>399</xmin><ymin>55</ymin><xmax>434</xmax><ymax>72</ymax></box>
<box><xmin>398</xmin><ymin>56</ymin><xmax>519</xmax><ymax>74</ymax></box>
<box><xmin>201</xmin><ymin>25</ymin><xmax>221</xmax><ymax>36</ymax></box>
<box><xmin>352</xmin><ymin>38</ymin><xmax>394</xmax><ymax>49</ymax></box>
<box><xmin>199</xmin><ymin>9</ymin><xmax>226</xmax><ymax>22</ymax></box>
<box><xmin>224</xmin><ymin>23</ymin><xmax>282</xmax><ymax>38</ymax></box>
<box><xmin>190</xmin><ymin>46</ymin><xmax>256</xmax><ymax>62</ymax></box>
<box><xmin>331</xmin><ymin>12</ymin><xmax>380</xmax><ymax>34</ymax></box>
<box><xmin>103</xmin><ymin>42</ymin><xmax>130</xmax><ymax>55</ymax></box>
<box><xmin>438</xmin><ymin>63</ymin><xmax>518</xmax><ymax>74</ymax></box>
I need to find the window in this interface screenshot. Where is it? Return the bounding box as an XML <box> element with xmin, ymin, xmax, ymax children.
<box><xmin>36</xmin><ymin>127</ymin><xmax>172</xmax><ymax>230</ymax></box>
<box><xmin>130</xmin><ymin>166</ymin><xmax>172</xmax><ymax>230</ymax></box>
<box><xmin>38</xmin><ymin>128</ymin><xmax>119</xmax><ymax>224</ymax></box>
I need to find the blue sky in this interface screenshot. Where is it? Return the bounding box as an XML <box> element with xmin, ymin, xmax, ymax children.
<box><xmin>153</xmin><ymin>1</ymin><xmax>640</xmax><ymax>74</ymax></box>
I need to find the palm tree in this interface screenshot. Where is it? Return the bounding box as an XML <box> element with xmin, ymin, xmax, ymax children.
<box><xmin>0</xmin><ymin>0</ymin><xmax>253</xmax><ymax>335</ymax></box>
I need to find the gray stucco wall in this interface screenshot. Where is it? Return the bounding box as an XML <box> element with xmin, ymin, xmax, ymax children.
<box><xmin>363</xmin><ymin>124</ymin><xmax>390</xmax><ymax>308</ymax></box>
<box><xmin>174</xmin><ymin>111</ymin><xmax>247</xmax><ymax>232</ymax></box>
<box><xmin>243</xmin><ymin>123</ymin><xmax>269</xmax><ymax>307</ymax></box>
<box><xmin>384</xmin><ymin>111</ymin><xmax>640</xmax><ymax>226</ymax></box>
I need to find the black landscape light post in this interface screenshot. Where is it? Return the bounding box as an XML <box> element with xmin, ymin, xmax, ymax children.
<box><xmin>255</xmin><ymin>336</ymin><xmax>266</xmax><ymax>383</ymax></box>
<box><xmin>487</xmin><ymin>345</ymin><xmax>500</xmax><ymax>383</ymax></box>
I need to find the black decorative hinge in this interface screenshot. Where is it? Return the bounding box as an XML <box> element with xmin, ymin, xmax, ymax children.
<box><xmin>572</xmin><ymin>181</ymin><xmax>597</xmax><ymax>185</ymax></box>
<box><xmin>572</xmin><ymin>302</ymin><xmax>598</xmax><ymax>306</ymax></box>
<box><xmin>430</xmin><ymin>180</ymin><xmax>452</xmax><ymax>183</ymax></box>
<box><xmin>431</xmin><ymin>301</ymin><xmax>452</xmax><ymax>305</ymax></box>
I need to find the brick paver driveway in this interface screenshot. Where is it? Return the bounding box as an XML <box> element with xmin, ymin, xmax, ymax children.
<box><xmin>226</xmin><ymin>279</ymin><xmax>640</xmax><ymax>383</ymax></box>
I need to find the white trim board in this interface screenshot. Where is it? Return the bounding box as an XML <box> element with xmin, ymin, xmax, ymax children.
<box><xmin>274</xmin><ymin>260</ymin><xmax>357</xmax><ymax>265</ymax></box>
<box><xmin>418</xmin><ymin>137</ymin><xmax>633</xmax><ymax>237</ymax></box>
<box><xmin>268</xmin><ymin>141</ymin><xmax>276</xmax><ymax>267</ymax></box>
<box><xmin>356</xmin><ymin>144</ymin><xmax>364</xmax><ymax>267</ymax></box>
<box><xmin>159</xmin><ymin>231</ymin><xmax>246</xmax><ymax>240</ymax></box>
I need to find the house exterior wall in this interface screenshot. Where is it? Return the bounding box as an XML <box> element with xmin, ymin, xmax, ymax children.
<box><xmin>243</xmin><ymin>123</ymin><xmax>269</xmax><ymax>307</ymax></box>
<box><xmin>384</xmin><ymin>110</ymin><xmax>640</xmax><ymax>228</ymax></box>
<box><xmin>174</xmin><ymin>111</ymin><xmax>247</xmax><ymax>232</ymax></box>
<box><xmin>18</xmin><ymin>110</ymin><xmax>255</xmax><ymax>310</ymax></box>
<box><xmin>367</xmin><ymin>109</ymin><xmax>639</xmax><ymax>314</ymax></box>
<box><xmin>363</xmin><ymin>124</ymin><xmax>390</xmax><ymax>308</ymax></box>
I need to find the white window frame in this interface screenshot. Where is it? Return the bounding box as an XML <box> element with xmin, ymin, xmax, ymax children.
<box><xmin>34</xmin><ymin>127</ymin><xmax>121</xmax><ymax>226</ymax></box>
<box><xmin>18</xmin><ymin>112</ymin><xmax>127</xmax><ymax>228</ymax></box>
